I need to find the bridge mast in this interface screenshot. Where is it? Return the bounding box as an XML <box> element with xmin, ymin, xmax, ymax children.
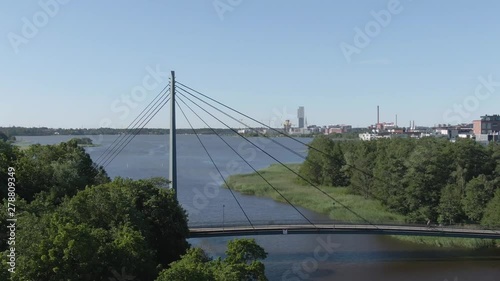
<box><xmin>169</xmin><ymin>71</ymin><xmax>177</xmax><ymax>200</ymax></box>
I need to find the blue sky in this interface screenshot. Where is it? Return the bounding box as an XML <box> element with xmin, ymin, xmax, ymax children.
<box><xmin>1</xmin><ymin>0</ymin><xmax>500</xmax><ymax>129</ymax></box>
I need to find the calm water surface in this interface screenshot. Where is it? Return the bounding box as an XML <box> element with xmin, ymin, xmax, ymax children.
<box><xmin>17</xmin><ymin>135</ymin><xmax>500</xmax><ymax>281</ymax></box>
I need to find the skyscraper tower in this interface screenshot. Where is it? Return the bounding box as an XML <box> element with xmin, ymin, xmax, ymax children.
<box><xmin>297</xmin><ymin>106</ymin><xmax>305</xmax><ymax>129</ymax></box>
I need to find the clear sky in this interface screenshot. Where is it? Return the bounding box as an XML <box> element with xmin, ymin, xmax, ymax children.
<box><xmin>1</xmin><ymin>0</ymin><xmax>500</xmax><ymax>129</ymax></box>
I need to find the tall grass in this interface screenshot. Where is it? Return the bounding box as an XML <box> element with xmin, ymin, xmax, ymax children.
<box><xmin>226</xmin><ymin>164</ymin><xmax>405</xmax><ymax>223</ymax></box>
<box><xmin>394</xmin><ymin>236</ymin><xmax>498</xmax><ymax>249</ymax></box>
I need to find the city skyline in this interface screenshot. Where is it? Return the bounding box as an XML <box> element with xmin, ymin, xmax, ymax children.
<box><xmin>0</xmin><ymin>101</ymin><xmax>494</xmax><ymax>130</ymax></box>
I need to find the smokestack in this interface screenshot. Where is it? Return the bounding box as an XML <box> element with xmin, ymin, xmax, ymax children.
<box><xmin>396</xmin><ymin>114</ymin><xmax>398</xmax><ymax>127</ymax></box>
<box><xmin>377</xmin><ymin>105</ymin><xmax>380</xmax><ymax>125</ymax></box>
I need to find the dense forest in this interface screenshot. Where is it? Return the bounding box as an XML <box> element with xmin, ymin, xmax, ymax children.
<box><xmin>0</xmin><ymin>139</ymin><xmax>268</xmax><ymax>280</ymax></box>
<box><xmin>298</xmin><ymin>136</ymin><xmax>500</xmax><ymax>226</ymax></box>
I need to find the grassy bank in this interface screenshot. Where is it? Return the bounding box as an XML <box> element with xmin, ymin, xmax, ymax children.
<box><xmin>226</xmin><ymin>164</ymin><xmax>405</xmax><ymax>223</ymax></box>
<box><xmin>394</xmin><ymin>235</ymin><xmax>497</xmax><ymax>249</ymax></box>
<box><xmin>225</xmin><ymin>164</ymin><xmax>497</xmax><ymax>249</ymax></box>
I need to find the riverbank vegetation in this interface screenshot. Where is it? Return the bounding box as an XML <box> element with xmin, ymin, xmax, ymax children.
<box><xmin>226</xmin><ymin>164</ymin><xmax>405</xmax><ymax>223</ymax></box>
<box><xmin>69</xmin><ymin>137</ymin><xmax>100</xmax><ymax>147</ymax></box>
<box><xmin>226</xmin><ymin>136</ymin><xmax>500</xmax><ymax>248</ymax></box>
<box><xmin>157</xmin><ymin>238</ymin><xmax>268</xmax><ymax>281</ymax></box>
<box><xmin>0</xmin><ymin>126</ymin><xmax>242</xmax><ymax>136</ymax></box>
<box><xmin>298</xmin><ymin>136</ymin><xmax>500</xmax><ymax>227</ymax></box>
<box><xmin>0</xmin><ymin>126</ymin><xmax>265</xmax><ymax>137</ymax></box>
<box><xmin>0</xmin><ymin>131</ymin><xmax>15</xmax><ymax>142</ymax></box>
<box><xmin>0</xmin><ymin>140</ymin><xmax>268</xmax><ymax>280</ymax></box>
<box><xmin>1</xmin><ymin>126</ymin><xmax>364</xmax><ymax>139</ymax></box>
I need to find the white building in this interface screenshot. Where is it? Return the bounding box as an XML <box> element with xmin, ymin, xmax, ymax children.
<box><xmin>359</xmin><ymin>133</ymin><xmax>377</xmax><ymax>141</ymax></box>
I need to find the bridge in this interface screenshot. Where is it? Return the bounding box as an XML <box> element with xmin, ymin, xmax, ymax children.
<box><xmin>92</xmin><ymin>71</ymin><xmax>500</xmax><ymax>240</ymax></box>
<box><xmin>189</xmin><ymin>221</ymin><xmax>500</xmax><ymax>239</ymax></box>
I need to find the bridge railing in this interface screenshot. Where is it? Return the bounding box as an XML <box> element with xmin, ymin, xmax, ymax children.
<box><xmin>188</xmin><ymin>219</ymin><xmax>500</xmax><ymax>233</ymax></box>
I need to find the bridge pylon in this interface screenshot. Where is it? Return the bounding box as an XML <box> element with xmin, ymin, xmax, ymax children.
<box><xmin>169</xmin><ymin>71</ymin><xmax>177</xmax><ymax>200</ymax></box>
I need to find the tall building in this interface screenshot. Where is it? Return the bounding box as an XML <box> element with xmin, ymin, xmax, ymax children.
<box><xmin>297</xmin><ymin>106</ymin><xmax>305</xmax><ymax>129</ymax></box>
<box><xmin>473</xmin><ymin>114</ymin><xmax>500</xmax><ymax>135</ymax></box>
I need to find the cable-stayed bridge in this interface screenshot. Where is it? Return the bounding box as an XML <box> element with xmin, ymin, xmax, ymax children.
<box><xmin>91</xmin><ymin>71</ymin><xmax>500</xmax><ymax>240</ymax></box>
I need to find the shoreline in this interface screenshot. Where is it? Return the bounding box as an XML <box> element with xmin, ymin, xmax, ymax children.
<box><xmin>225</xmin><ymin>163</ymin><xmax>498</xmax><ymax>249</ymax></box>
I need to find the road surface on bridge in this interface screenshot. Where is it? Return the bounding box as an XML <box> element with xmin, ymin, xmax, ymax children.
<box><xmin>189</xmin><ymin>223</ymin><xmax>500</xmax><ymax>239</ymax></box>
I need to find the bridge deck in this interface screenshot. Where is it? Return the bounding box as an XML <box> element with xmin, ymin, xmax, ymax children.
<box><xmin>189</xmin><ymin>223</ymin><xmax>500</xmax><ymax>239</ymax></box>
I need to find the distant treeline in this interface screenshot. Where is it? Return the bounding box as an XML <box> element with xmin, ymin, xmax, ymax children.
<box><xmin>298</xmin><ymin>136</ymin><xmax>500</xmax><ymax>227</ymax></box>
<box><xmin>0</xmin><ymin>126</ymin><xmax>366</xmax><ymax>139</ymax></box>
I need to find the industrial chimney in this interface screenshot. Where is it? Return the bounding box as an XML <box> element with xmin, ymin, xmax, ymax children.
<box><xmin>377</xmin><ymin>105</ymin><xmax>380</xmax><ymax>125</ymax></box>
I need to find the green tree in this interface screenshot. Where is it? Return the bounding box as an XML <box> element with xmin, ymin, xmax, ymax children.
<box><xmin>438</xmin><ymin>183</ymin><xmax>464</xmax><ymax>224</ymax></box>
<box><xmin>321</xmin><ymin>142</ymin><xmax>349</xmax><ymax>187</ymax></box>
<box><xmin>462</xmin><ymin>175</ymin><xmax>496</xmax><ymax>222</ymax></box>
<box><xmin>0</xmin><ymin>141</ymin><xmax>19</xmax><ymax>199</ymax></box>
<box><xmin>0</xmin><ymin>131</ymin><xmax>7</xmax><ymax>142</ymax></box>
<box><xmin>481</xmin><ymin>189</ymin><xmax>500</xmax><ymax>227</ymax></box>
<box><xmin>299</xmin><ymin>136</ymin><xmax>349</xmax><ymax>187</ymax></box>
<box><xmin>13</xmin><ymin>212</ymin><xmax>154</xmax><ymax>281</ymax></box>
<box><xmin>157</xmin><ymin>238</ymin><xmax>268</xmax><ymax>281</ymax></box>
<box><xmin>10</xmin><ymin>177</ymin><xmax>188</xmax><ymax>281</ymax></box>
<box><xmin>0</xmin><ymin>255</ymin><xmax>10</xmax><ymax>280</ymax></box>
<box><xmin>403</xmin><ymin>138</ymin><xmax>452</xmax><ymax>222</ymax></box>
<box><xmin>488</xmin><ymin>142</ymin><xmax>500</xmax><ymax>183</ymax></box>
<box><xmin>371</xmin><ymin>139</ymin><xmax>414</xmax><ymax>212</ymax></box>
<box><xmin>116</xmin><ymin>177</ymin><xmax>190</xmax><ymax>267</ymax></box>
<box><xmin>70</xmin><ymin>137</ymin><xmax>94</xmax><ymax>146</ymax></box>
<box><xmin>12</xmin><ymin>141</ymin><xmax>109</xmax><ymax>202</ymax></box>
<box><xmin>156</xmin><ymin>248</ymin><xmax>215</xmax><ymax>281</ymax></box>
<box><xmin>61</xmin><ymin>177</ymin><xmax>189</xmax><ymax>268</ymax></box>
<box><xmin>298</xmin><ymin>136</ymin><xmax>332</xmax><ymax>185</ymax></box>
<box><xmin>344</xmin><ymin>141</ymin><xmax>376</xmax><ymax>198</ymax></box>
<box><xmin>224</xmin><ymin>238</ymin><xmax>268</xmax><ymax>281</ymax></box>
<box><xmin>450</xmin><ymin>139</ymin><xmax>494</xmax><ymax>182</ymax></box>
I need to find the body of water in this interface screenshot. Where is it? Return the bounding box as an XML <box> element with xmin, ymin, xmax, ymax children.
<box><xmin>16</xmin><ymin>135</ymin><xmax>500</xmax><ymax>281</ymax></box>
